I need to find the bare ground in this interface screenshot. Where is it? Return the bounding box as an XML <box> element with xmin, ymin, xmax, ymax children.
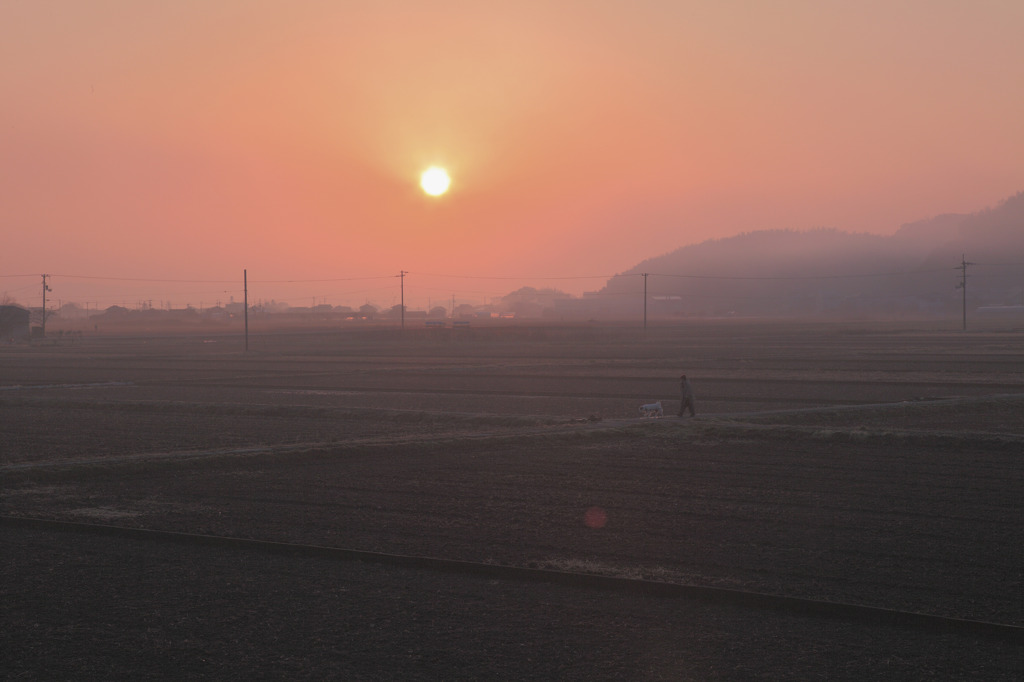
<box><xmin>2</xmin><ymin>322</ymin><xmax>1022</xmax><ymax>679</ymax></box>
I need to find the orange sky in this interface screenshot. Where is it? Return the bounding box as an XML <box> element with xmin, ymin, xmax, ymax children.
<box><xmin>2</xmin><ymin>1</ymin><xmax>1023</xmax><ymax>309</ymax></box>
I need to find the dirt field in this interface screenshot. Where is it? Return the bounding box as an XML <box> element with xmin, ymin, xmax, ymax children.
<box><xmin>3</xmin><ymin>321</ymin><xmax>1023</xmax><ymax>679</ymax></box>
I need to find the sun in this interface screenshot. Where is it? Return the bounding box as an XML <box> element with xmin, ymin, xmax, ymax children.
<box><xmin>420</xmin><ymin>166</ymin><xmax>451</xmax><ymax>196</ymax></box>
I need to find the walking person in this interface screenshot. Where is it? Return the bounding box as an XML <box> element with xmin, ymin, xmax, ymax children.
<box><xmin>678</xmin><ymin>374</ymin><xmax>696</xmax><ymax>417</ymax></box>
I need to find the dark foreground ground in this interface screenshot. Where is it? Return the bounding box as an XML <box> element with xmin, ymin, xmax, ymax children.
<box><xmin>2</xmin><ymin>322</ymin><xmax>1023</xmax><ymax>679</ymax></box>
<box><xmin>4</xmin><ymin>523</ymin><xmax>1020</xmax><ymax>681</ymax></box>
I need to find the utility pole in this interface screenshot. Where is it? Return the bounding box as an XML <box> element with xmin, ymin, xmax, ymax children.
<box><xmin>956</xmin><ymin>254</ymin><xmax>972</xmax><ymax>331</ymax></box>
<box><xmin>243</xmin><ymin>269</ymin><xmax>249</xmax><ymax>352</ymax></box>
<box><xmin>41</xmin><ymin>274</ymin><xmax>51</xmax><ymax>337</ymax></box>
<box><xmin>642</xmin><ymin>272</ymin><xmax>648</xmax><ymax>331</ymax></box>
<box><xmin>399</xmin><ymin>270</ymin><xmax>406</xmax><ymax>330</ymax></box>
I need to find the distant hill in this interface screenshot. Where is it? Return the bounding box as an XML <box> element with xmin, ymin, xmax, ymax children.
<box><xmin>598</xmin><ymin>192</ymin><xmax>1024</xmax><ymax>317</ymax></box>
<box><xmin>901</xmin><ymin>191</ymin><xmax>1024</xmax><ymax>262</ymax></box>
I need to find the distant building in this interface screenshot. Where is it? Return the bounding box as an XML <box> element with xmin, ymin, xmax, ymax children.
<box><xmin>0</xmin><ymin>305</ymin><xmax>31</xmax><ymax>342</ymax></box>
<box><xmin>978</xmin><ymin>305</ymin><xmax>1024</xmax><ymax>315</ymax></box>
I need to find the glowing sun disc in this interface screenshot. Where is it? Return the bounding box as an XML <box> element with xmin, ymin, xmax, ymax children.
<box><xmin>420</xmin><ymin>167</ymin><xmax>451</xmax><ymax>196</ymax></box>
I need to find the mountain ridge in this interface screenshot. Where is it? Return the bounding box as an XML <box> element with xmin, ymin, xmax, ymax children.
<box><xmin>597</xmin><ymin>192</ymin><xmax>1023</xmax><ymax>316</ymax></box>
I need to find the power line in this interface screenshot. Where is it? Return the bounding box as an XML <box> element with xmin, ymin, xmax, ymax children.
<box><xmin>49</xmin><ymin>274</ymin><xmax>238</xmax><ymax>283</ymax></box>
<box><xmin>41</xmin><ymin>274</ymin><xmax>51</xmax><ymax>337</ymax></box>
<box><xmin>956</xmin><ymin>254</ymin><xmax>974</xmax><ymax>331</ymax></box>
<box><xmin>410</xmin><ymin>272</ymin><xmax>628</xmax><ymax>281</ymax></box>
<box><xmin>10</xmin><ymin>255</ymin><xmax>1012</xmax><ymax>317</ymax></box>
<box><xmin>399</xmin><ymin>270</ymin><xmax>406</xmax><ymax>330</ymax></box>
<box><xmin>25</xmin><ymin>265</ymin><xmax>983</xmax><ymax>287</ymax></box>
<box><xmin>413</xmin><ymin>284</ymin><xmax>520</xmax><ymax>297</ymax></box>
<box><xmin>250</xmin><ymin>276</ymin><xmax>397</xmax><ymax>283</ymax></box>
<box><xmin>2</xmin><ymin>283</ymin><xmax>40</xmax><ymax>294</ymax></box>
<box><xmin>43</xmin><ymin>274</ymin><xmax>397</xmax><ymax>284</ymax></box>
<box><xmin>642</xmin><ymin>267</ymin><xmax>954</xmax><ymax>281</ymax></box>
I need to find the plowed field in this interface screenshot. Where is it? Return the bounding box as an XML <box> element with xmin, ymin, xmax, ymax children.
<box><xmin>3</xmin><ymin>321</ymin><xmax>1023</xmax><ymax>679</ymax></box>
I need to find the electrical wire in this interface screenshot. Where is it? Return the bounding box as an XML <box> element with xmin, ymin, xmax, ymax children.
<box><xmin>5</xmin><ymin>258</ymin><xmax>1014</xmax><ymax>310</ymax></box>
<box><xmin>407</xmin><ymin>270</ymin><xmax>622</xmax><ymax>278</ymax></box>
<box><xmin>640</xmin><ymin>267</ymin><xmax>956</xmax><ymax>281</ymax></box>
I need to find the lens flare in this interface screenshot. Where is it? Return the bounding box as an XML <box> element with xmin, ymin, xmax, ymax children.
<box><xmin>584</xmin><ymin>506</ymin><xmax>607</xmax><ymax>529</ymax></box>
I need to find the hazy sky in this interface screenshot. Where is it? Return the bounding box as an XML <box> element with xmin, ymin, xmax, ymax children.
<box><xmin>3</xmin><ymin>1</ymin><xmax>1022</xmax><ymax>309</ymax></box>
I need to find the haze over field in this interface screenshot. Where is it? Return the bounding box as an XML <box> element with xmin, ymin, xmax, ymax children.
<box><xmin>2</xmin><ymin>1</ymin><xmax>1023</xmax><ymax>310</ymax></box>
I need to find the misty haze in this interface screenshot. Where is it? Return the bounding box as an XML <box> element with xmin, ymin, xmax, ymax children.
<box><xmin>5</xmin><ymin>192</ymin><xmax>1024</xmax><ymax>334</ymax></box>
<box><xmin>3</xmin><ymin>2</ymin><xmax>1023</xmax><ymax>680</ymax></box>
